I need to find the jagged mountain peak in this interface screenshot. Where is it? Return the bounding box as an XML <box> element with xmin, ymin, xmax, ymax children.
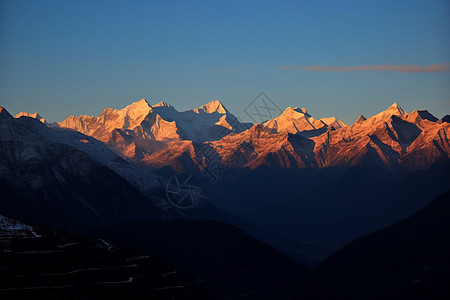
<box><xmin>408</xmin><ymin>110</ymin><xmax>438</xmax><ymax>122</ymax></box>
<box><xmin>15</xmin><ymin>112</ymin><xmax>47</xmax><ymax>124</ymax></box>
<box><xmin>0</xmin><ymin>105</ymin><xmax>12</xmax><ymax>119</ymax></box>
<box><xmin>438</xmin><ymin>115</ymin><xmax>450</xmax><ymax>123</ymax></box>
<box><xmin>263</xmin><ymin>106</ymin><xmax>327</xmax><ymax>134</ymax></box>
<box><xmin>283</xmin><ymin>106</ymin><xmax>308</xmax><ymax>115</ymax></box>
<box><xmin>387</xmin><ymin>102</ymin><xmax>406</xmax><ymax>115</ymax></box>
<box><xmin>15</xmin><ymin>112</ymin><xmax>42</xmax><ymax>119</ymax></box>
<box><xmin>121</xmin><ymin>98</ymin><xmax>152</xmax><ymax>115</ymax></box>
<box><xmin>363</xmin><ymin>102</ymin><xmax>407</xmax><ymax>126</ymax></box>
<box><xmin>355</xmin><ymin>115</ymin><xmax>367</xmax><ymax>124</ymax></box>
<box><xmin>153</xmin><ymin>101</ymin><xmax>172</xmax><ymax>108</ymax></box>
<box><xmin>106</xmin><ymin>99</ymin><xmax>153</xmax><ymax>129</ymax></box>
<box><xmin>390</xmin><ymin>102</ymin><xmax>400</xmax><ymax>108</ymax></box>
<box><xmin>320</xmin><ymin>117</ymin><xmax>347</xmax><ymax>129</ymax></box>
<box><xmin>271</xmin><ymin>107</ymin><xmax>303</xmax><ymax>123</ymax></box>
<box><xmin>193</xmin><ymin>100</ymin><xmax>228</xmax><ymax>114</ymax></box>
<box><xmin>57</xmin><ymin>99</ymin><xmax>154</xmax><ymax>141</ymax></box>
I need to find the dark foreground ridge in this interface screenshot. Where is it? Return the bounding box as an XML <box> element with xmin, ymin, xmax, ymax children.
<box><xmin>309</xmin><ymin>190</ymin><xmax>450</xmax><ymax>299</ymax></box>
<box><xmin>0</xmin><ymin>217</ymin><xmax>209</xmax><ymax>299</ymax></box>
<box><xmin>92</xmin><ymin>220</ymin><xmax>307</xmax><ymax>299</ymax></box>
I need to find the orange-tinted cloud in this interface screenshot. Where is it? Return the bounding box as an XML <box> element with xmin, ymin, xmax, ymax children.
<box><xmin>280</xmin><ymin>63</ymin><xmax>450</xmax><ymax>73</ymax></box>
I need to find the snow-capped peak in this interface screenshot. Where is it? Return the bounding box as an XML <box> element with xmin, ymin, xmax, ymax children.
<box><xmin>263</xmin><ymin>106</ymin><xmax>327</xmax><ymax>133</ymax></box>
<box><xmin>121</xmin><ymin>99</ymin><xmax>151</xmax><ymax>115</ymax></box>
<box><xmin>281</xmin><ymin>107</ymin><xmax>310</xmax><ymax>117</ymax></box>
<box><xmin>387</xmin><ymin>102</ymin><xmax>406</xmax><ymax>116</ymax></box>
<box><xmin>15</xmin><ymin>112</ymin><xmax>47</xmax><ymax>124</ymax></box>
<box><xmin>264</xmin><ymin>106</ymin><xmax>348</xmax><ymax>133</ymax></box>
<box><xmin>363</xmin><ymin>102</ymin><xmax>407</xmax><ymax>127</ymax></box>
<box><xmin>153</xmin><ymin>101</ymin><xmax>172</xmax><ymax>108</ymax></box>
<box><xmin>57</xmin><ymin>99</ymin><xmax>153</xmax><ymax>140</ymax></box>
<box><xmin>355</xmin><ymin>115</ymin><xmax>367</xmax><ymax>124</ymax></box>
<box><xmin>116</xmin><ymin>99</ymin><xmax>153</xmax><ymax>128</ymax></box>
<box><xmin>320</xmin><ymin>117</ymin><xmax>347</xmax><ymax>129</ymax></box>
<box><xmin>193</xmin><ymin>100</ymin><xmax>228</xmax><ymax>114</ymax></box>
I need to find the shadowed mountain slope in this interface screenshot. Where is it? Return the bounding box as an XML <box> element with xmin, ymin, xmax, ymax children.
<box><xmin>310</xmin><ymin>190</ymin><xmax>450</xmax><ymax>299</ymax></box>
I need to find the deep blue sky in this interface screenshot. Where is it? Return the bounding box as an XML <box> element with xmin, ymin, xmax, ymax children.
<box><xmin>1</xmin><ymin>0</ymin><xmax>449</xmax><ymax>124</ymax></box>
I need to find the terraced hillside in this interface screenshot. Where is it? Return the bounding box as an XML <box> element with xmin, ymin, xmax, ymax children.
<box><xmin>0</xmin><ymin>216</ymin><xmax>208</xmax><ymax>299</ymax></box>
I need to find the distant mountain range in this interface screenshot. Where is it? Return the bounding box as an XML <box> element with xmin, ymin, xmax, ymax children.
<box><xmin>15</xmin><ymin>99</ymin><xmax>449</xmax><ymax>175</ymax></box>
<box><xmin>142</xmin><ymin>101</ymin><xmax>448</xmax><ymax>173</ymax></box>
<box><xmin>51</xmin><ymin>99</ymin><xmax>251</xmax><ymax>161</ymax></box>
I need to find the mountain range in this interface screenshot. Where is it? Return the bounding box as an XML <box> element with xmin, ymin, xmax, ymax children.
<box><xmin>53</xmin><ymin>99</ymin><xmax>251</xmax><ymax>161</ymax></box>
<box><xmin>18</xmin><ymin>99</ymin><xmax>447</xmax><ymax>176</ymax></box>
<box><xmin>144</xmin><ymin>101</ymin><xmax>449</xmax><ymax>173</ymax></box>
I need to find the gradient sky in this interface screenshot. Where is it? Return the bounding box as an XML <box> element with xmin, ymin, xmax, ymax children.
<box><xmin>1</xmin><ymin>0</ymin><xmax>449</xmax><ymax>124</ymax></box>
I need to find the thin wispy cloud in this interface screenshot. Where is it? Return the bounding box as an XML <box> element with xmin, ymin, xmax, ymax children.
<box><xmin>280</xmin><ymin>63</ymin><xmax>450</xmax><ymax>73</ymax></box>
